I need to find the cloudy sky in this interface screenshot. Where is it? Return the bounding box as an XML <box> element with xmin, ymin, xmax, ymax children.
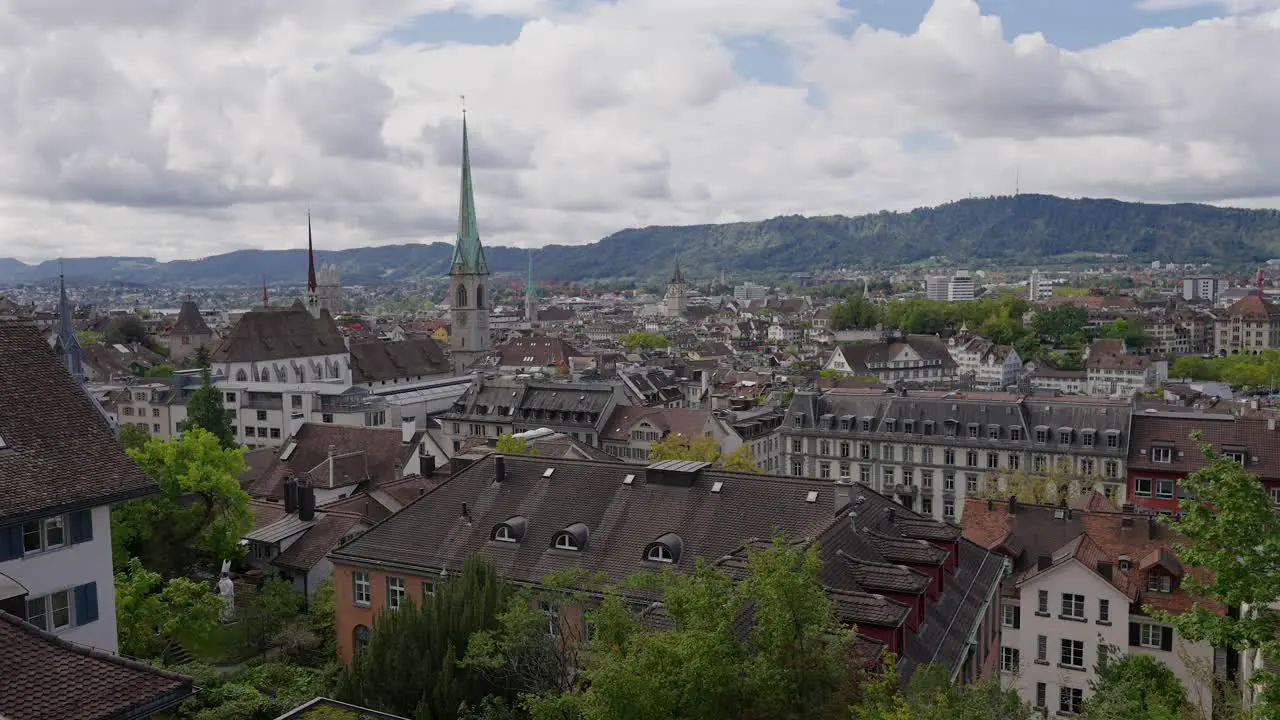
<box><xmin>0</xmin><ymin>0</ymin><xmax>1277</xmax><ymax>263</ymax></box>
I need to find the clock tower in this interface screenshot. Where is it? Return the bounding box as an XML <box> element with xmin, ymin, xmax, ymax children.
<box><xmin>448</xmin><ymin>113</ymin><xmax>491</xmax><ymax>374</ymax></box>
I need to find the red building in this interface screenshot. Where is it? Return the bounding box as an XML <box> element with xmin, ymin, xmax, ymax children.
<box><xmin>1126</xmin><ymin>410</ymin><xmax>1280</xmax><ymax>514</ymax></box>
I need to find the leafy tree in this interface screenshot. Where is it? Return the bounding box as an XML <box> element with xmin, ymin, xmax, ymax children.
<box><xmin>77</xmin><ymin>330</ymin><xmax>104</xmax><ymax>347</ymax></box>
<box><xmin>831</xmin><ymin>293</ymin><xmax>882</xmax><ymax>331</ymax></box>
<box><xmin>242</xmin><ymin>577</ymin><xmax>305</xmax><ymax>653</ymax></box>
<box><xmin>850</xmin><ymin>656</ymin><xmax>1031</xmax><ymax>720</ymax></box>
<box><xmin>619</xmin><ymin>332</ymin><xmax>670</xmax><ymax>351</ymax></box>
<box><xmin>335</xmin><ymin>556</ymin><xmax>512</xmax><ymax>719</ymax></box>
<box><xmin>113</xmin><ymin>427</ymin><xmax>252</xmax><ymax>574</ymax></box>
<box><xmin>647</xmin><ymin>433</ymin><xmax>722</xmax><ymax>464</ymax></box>
<box><xmin>496</xmin><ymin>433</ymin><xmax>537</xmax><ymax>456</ymax></box>
<box><xmin>193</xmin><ymin>344</ymin><xmax>212</xmax><ymax>369</ymax></box>
<box><xmin>119</xmin><ymin>423</ymin><xmax>151</xmax><ymax>453</ymax></box>
<box><xmin>169</xmin><ymin>661</ymin><xmax>333</xmax><ymax>720</ymax></box>
<box><xmin>977</xmin><ymin>467</ymin><xmax>1101</xmax><ymax>505</ymax></box>
<box><xmin>307</xmin><ymin>577</ymin><xmax>338</xmax><ymax>662</ymax></box>
<box><xmin>1170</xmin><ymin>355</ymin><xmax>1222</xmax><ymax>381</ymax></box>
<box><xmin>1100</xmin><ymin>319</ymin><xmax>1150</xmax><ymax>348</ymax></box>
<box><xmin>105</xmin><ymin>314</ymin><xmax>150</xmax><ymax>346</ymax></box>
<box><xmin>144</xmin><ymin>364</ymin><xmax>176</xmax><ymax>378</ymax></box>
<box><xmin>719</xmin><ymin>445</ymin><xmax>761</xmax><ymax>473</ymax></box>
<box><xmin>1031</xmin><ymin>304</ymin><xmax>1089</xmax><ymax>346</ymax></box>
<box><xmin>1080</xmin><ymin>648</ymin><xmax>1187</xmax><ymax>720</ymax></box>
<box><xmin>185</xmin><ymin>368</ymin><xmax>237</xmax><ymax>448</ymax></box>
<box><xmin>1151</xmin><ymin>434</ymin><xmax>1280</xmax><ymax>716</ymax></box>
<box><xmin>115</xmin><ymin>557</ymin><xmax>223</xmax><ymax>660</ymax></box>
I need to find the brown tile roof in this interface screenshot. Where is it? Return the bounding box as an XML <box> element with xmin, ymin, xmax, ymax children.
<box><xmin>273</xmin><ymin>511</ymin><xmax>363</xmax><ymax>572</ymax></box>
<box><xmin>1069</xmin><ymin>490</ymin><xmax>1119</xmax><ymax>513</ymax></box>
<box><xmin>349</xmin><ymin>338</ymin><xmax>448</xmax><ymax>383</ymax></box>
<box><xmin>0</xmin><ymin>321</ymin><xmax>158</xmax><ymax>523</ymax></box>
<box><xmin>0</xmin><ymin>610</ymin><xmax>193</xmax><ymax>720</ymax></box>
<box><xmin>1127</xmin><ymin>412</ymin><xmax>1280</xmax><ymax>478</ymax></box>
<box><xmin>210</xmin><ymin>308</ymin><xmax>346</xmax><ymax>363</ymax></box>
<box><xmin>601</xmin><ymin>406</ymin><xmax>714</xmax><ymax>442</ymax></box>
<box><xmin>1226</xmin><ymin>293</ymin><xmax>1278</xmax><ymax>321</ymax></box>
<box><xmin>242</xmin><ymin>423</ymin><xmax>415</xmax><ymax>498</ymax></box>
<box><xmin>248</xmin><ymin>499</ymin><xmax>288</xmax><ymax>531</ymax></box>
<box><xmin>490</xmin><ymin>336</ymin><xmax>585</xmax><ymax>367</ymax></box>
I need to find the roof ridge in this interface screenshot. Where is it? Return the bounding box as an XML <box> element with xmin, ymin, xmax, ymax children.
<box><xmin>0</xmin><ymin>610</ymin><xmax>192</xmax><ymax>683</ymax></box>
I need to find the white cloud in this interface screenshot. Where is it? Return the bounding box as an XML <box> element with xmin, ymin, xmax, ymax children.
<box><xmin>0</xmin><ymin>0</ymin><xmax>1277</xmax><ymax>263</ymax></box>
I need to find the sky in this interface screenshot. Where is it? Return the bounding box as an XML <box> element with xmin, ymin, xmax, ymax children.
<box><xmin>0</xmin><ymin>0</ymin><xmax>1278</xmax><ymax>263</ymax></box>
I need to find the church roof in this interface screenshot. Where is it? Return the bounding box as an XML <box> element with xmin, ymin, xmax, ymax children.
<box><xmin>171</xmin><ymin>300</ymin><xmax>212</xmax><ymax>336</ymax></box>
<box><xmin>210</xmin><ymin>308</ymin><xmax>346</xmax><ymax>363</ymax></box>
<box><xmin>669</xmin><ymin>257</ymin><xmax>685</xmax><ymax>285</ymax></box>
<box><xmin>450</xmin><ymin>115</ymin><xmax>489</xmax><ymax>276</ymax></box>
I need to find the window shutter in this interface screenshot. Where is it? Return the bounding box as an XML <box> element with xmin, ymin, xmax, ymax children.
<box><xmin>1013</xmin><ymin>605</ymin><xmax>1021</xmax><ymax>629</ymax></box>
<box><xmin>74</xmin><ymin>583</ymin><xmax>99</xmax><ymax>625</ymax></box>
<box><xmin>69</xmin><ymin>510</ymin><xmax>93</xmax><ymax>544</ymax></box>
<box><xmin>1129</xmin><ymin>622</ymin><xmax>1141</xmax><ymax>647</ymax></box>
<box><xmin>0</xmin><ymin>524</ymin><xmax>21</xmax><ymax>561</ymax></box>
<box><xmin>1161</xmin><ymin>626</ymin><xmax>1174</xmax><ymax>652</ymax></box>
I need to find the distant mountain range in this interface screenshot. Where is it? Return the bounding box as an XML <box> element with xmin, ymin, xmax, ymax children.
<box><xmin>4</xmin><ymin>194</ymin><xmax>1280</xmax><ymax>287</ymax></box>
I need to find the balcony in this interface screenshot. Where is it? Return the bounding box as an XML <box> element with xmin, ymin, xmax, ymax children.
<box><xmin>892</xmin><ymin>484</ymin><xmax>918</xmax><ymax>497</ymax></box>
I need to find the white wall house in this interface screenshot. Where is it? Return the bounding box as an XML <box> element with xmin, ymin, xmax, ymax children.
<box><xmin>947</xmin><ymin>336</ymin><xmax>1022</xmax><ymax>389</ymax></box>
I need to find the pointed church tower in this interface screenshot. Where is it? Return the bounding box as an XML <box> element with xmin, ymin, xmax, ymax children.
<box><xmin>305</xmin><ymin>210</ymin><xmax>319</xmax><ymax>315</ymax></box>
<box><xmin>525</xmin><ymin>249</ymin><xmax>537</xmax><ymax>325</ymax></box>
<box><xmin>53</xmin><ymin>272</ymin><xmax>84</xmax><ymax>384</ymax></box>
<box><xmin>448</xmin><ymin>113</ymin><xmax>491</xmax><ymax>374</ymax></box>
<box><xmin>664</xmin><ymin>256</ymin><xmax>687</xmax><ymax>317</ymax></box>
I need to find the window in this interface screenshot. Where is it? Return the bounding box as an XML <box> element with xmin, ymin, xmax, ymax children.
<box><xmin>904</xmin><ymin>420</ymin><xmax>915</xmax><ymax>433</ymax></box>
<box><xmin>966</xmin><ymin>474</ymin><xmax>978</xmax><ymax>493</ymax></box>
<box><xmin>1226</xmin><ymin>451</ymin><xmax>1247</xmax><ymax>465</ymax></box>
<box><xmin>456</xmin><ymin>284</ymin><xmax>468</xmax><ymax>307</ymax></box>
<box><xmin>353</xmin><ymin>625</ymin><xmax>370</xmax><ymax>653</ymax></box>
<box><xmin>1147</xmin><ymin>572</ymin><xmax>1173</xmax><ymax>593</ymax></box>
<box><xmin>790</xmin><ymin>438</ymin><xmax>803</xmax><ymax>453</ymax></box>
<box><xmin>1035</xmin><ymin>428</ymin><xmax>1048</xmax><ymax>443</ymax></box>
<box><xmin>1010</xmin><ymin>426</ymin><xmax>1023</xmax><ymax>441</ymax></box>
<box><xmin>1155</xmin><ymin>479</ymin><xmax>1175</xmax><ymax>499</ymax></box>
<box><xmin>1152</xmin><ymin>446</ymin><xmax>1173</xmax><ymax>463</ymax></box>
<box><xmin>818</xmin><ymin>440</ymin><xmax>831</xmax><ymax>456</ymax></box>
<box><xmin>921</xmin><ymin>446</ymin><xmax>934</xmax><ymax>464</ymax></box>
<box><xmin>1033</xmin><ymin>455</ymin><xmax>1047</xmax><ymax>472</ymax></box>
<box><xmin>1134</xmin><ymin>477</ymin><xmax>1152</xmax><ymax>497</ymax></box>
<box><xmin>256</xmin><ymin>410</ymin><xmax>267</xmax><ymax>421</ymax></box>
<box><xmin>943</xmin><ymin>499</ymin><xmax>954</xmax><ymax>517</ymax></box>
<box><xmin>387</xmin><ymin>577</ymin><xmax>406</xmax><ymax>610</ymax></box>
<box><xmin>422</xmin><ymin>581</ymin><xmax>436</xmax><ymax>597</ymax></box>
<box><xmin>944</xmin><ymin>448</ymin><xmax>955</xmax><ymax>465</ymax></box>
<box><xmin>1035</xmin><ymin>683</ymin><xmax>1046</xmax><ymax>709</ymax></box>
<box><xmin>1001</xmin><ymin>604</ymin><xmax>1020</xmax><ymax>628</ymax></box>
<box><xmin>1060</xmin><ymin>639</ymin><xmax>1085</xmax><ymax>668</ymax></box>
<box><xmin>1000</xmin><ymin>647</ymin><xmax>1019</xmax><ymax>673</ymax></box>
<box><xmin>555</xmin><ymin>534</ymin><xmax>579</xmax><ymax>551</ymax></box>
<box><xmin>494</xmin><ymin>525</ymin><xmax>514</xmax><ymax>542</ymax></box>
<box><xmin>859</xmin><ymin>442</ymin><xmax>871</xmax><ymax>459</ymax></box>
<box><xmin>791</xmin><ymin>461</ymin><xmax>803</xmax><ymax>477</ymax></box>
<box><xmin>1107</xmin><ymin>432</ymin><xmax>1120</xmax><ymax>448</ymax></box>
<box><xmin>1138</xmin><ymin>623</ymin><xmax>1165</xmax><ymax>649</ymax></box>
<box><xmin>538</xmin><ymin>600</ymin><xmax>560</xmax><ymax>637</ymax></box>
<box><xmin>987</xmin><ymin>452</ymin><xmax>1000</xmax><ymax>470</ymax></box>
<box><xmin>967</xmin><ymin>424</ymin><xmax>978</xmax><ymax>439</ymax></box>
<box><xmin>1059</xmin><ymin>430</ymin><xmax>1072</xmax><ymax>444</ymax></box>
<box><xmin>1008</xmin><ymin>453</ymin><xmax>1021</xmax><ymax>470</ymax></box>
<box><xmin>882</xmin><ymin>466</ymin><xmax>895</xmax><ymax>485</ymax></box>
<box><xmin>921</xmin><ymin>496</ymin><xmax>932</xmax><ymax>514</ymax></box>
<box><xmin>322</xmin><ymin>413</ymin><xmax>334</xmax><ymax>424</ymax></box>
<box><xmin>1036</xmin><ymin>634</ymin><xmax>1047</xmax><ymax>663</ymax></box>
<box><xmin>1061</xmin><ymin>593</ymin><xmax>1085</xmax><ymax>620</ymax></box>
<box><xmin>152</xmin><ymin>408</ymin><xmax>160</xmax><ymax>417</ymax></box>
<box><xmin>861</xmin><ymin>419</ymin><xmax>872</xmax><ymax>432</ymax></box>
<box><xmin>988</xmin><ymin>425</ymin><xmax>1000</xmax><ymax>440</ymax></box>
<box><xmin>921</xmin><ymin>469</ymin><xmax>934</xmax><ymax>489</ymax></box>
<box><xmin>1080</xmin><ymin>457</ymin><xmax>1094</xmax><ymax>475</ymax></box>
<box><xmin>352</xmin><ymin>571</ymin><xmax>371</xmax><ymax>606</ymax></box>
<box><xmin>944</xmin><ymin>472</ymin><xmax>955</xmax><ymax>491</ymax></box>
<box><xmin>1060</xmin><ymin>686</ymin><xmax>1083</xmax><ymax>715</ymax></box>
<box><xmin>923</xmin><ymin>421</ymin><xmax>934</xmax><ymax>436</ymax></box>
<box><xmin>965</xmin><ymin>450</ymin><xmax>978</xmax><ymax>467</ymax></box>
<box><xmin>1104</xmin><ymin>459</ymin><xmax>1119</xmax><ymax>479</ymax></box>
<box><xmin>1037</xmin><ymin>589</ymin><xmax>1049</xmax><ymax>615</ymax></box>
<box><xmin>819</xmin><ymin>462</ymin><xmax>831</xmax><ymax>479</ymax></box>
<box><xmin>647</xmin><ymin>544</ymin><xmax>674</xmax><ymax>563</ymax></box>
<box><xmin>26</xmin><ymin>589</ymin><xmax>72</xmax><ymax>632</ymax></box>
<box><xmin>1082</xmin><ymin>431</ymin><xmax>1095</xmax><ymax>447</ymax></box>
<box><xmin>902</xmin><ymin>446</ymin><xmax>914</xmax><ymax>463</ymax></box>
<box><xmin>839</xmin><ymin>441</ymin><xmax>850</xmax><ymax>458</ymax></box>
<box><xmin>1098</xmin><ymin>598</ymin><xmax>1110</xmax><ymax>623</ymax></box>
<box><xmin>21</xmin><ymin>515</ymin><xmax>66</xmax><ymax>554</ymax></box>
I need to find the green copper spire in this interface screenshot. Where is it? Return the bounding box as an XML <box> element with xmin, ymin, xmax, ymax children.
<box><xmin>526</xmin><ymin>249</ymin><xmax>535</xmax><ymax>296</ymax></box>
<box><xmin>451</xmin><ymin>113</ymin><xmax>488</xmax><ymax>275</ymax></box>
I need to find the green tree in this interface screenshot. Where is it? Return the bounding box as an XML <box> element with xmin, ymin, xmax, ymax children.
<box><xmin>619</xmin><ymin>332</ymin><xmax>670</xmax><ymax>351</ymax></box>
<box><xmin>831</xmin><ymin>293</ymin><xmax>882</xmax><ymax>331</ymax></box>
<box><xmin>113</xmin><ymin>427</ymin><xmax>252</xmax><ymax>574</ymax></box>
<box><xmin>77</xmin><ymin>330</ymin><xmax>104</xmax><ymax>347</ymax></box>
<box><xmin>144</xmin><ymin>364</ymin><xmax>176</xmax><ymax>378</ymax></box>
<box><xmin>1100</xmin><ymin>319</ymin><xmax>1151</xmax><ymax>348</ymax></box>
<box><xmin>850</xmin><ymin>656</ymin><xmax>1031</xmax><ymax>720</ymax></box>
<box><xmin>1080</xmin><ymin>648</ymin><xmax>1187</xmax><ymax>720</ymax></box>
<box><xmin>1170</xmin><ymin>355</ymin><xmax>1222</xmax><ymax>381</ymax></box>
<box><xmin>115</xmin><ymin>557</ymin><xmax>223</xmax><ymax>660</ymax></box>
<box><xmin>1031</xmin><ymin>304</ymin><xmax>1089</xmax><ymax>346</ymax></box>
<box><xmin>719</xmin><ymin>445</ymin><xmax>761</xmax><ymax>473</ymax></box>
<box><xmin>169</xmin><ymin>661</ymin><xmax>333</xmax><ymax>720</ymax></box>
<box><xmin>105</xmin><ymin>314</ymin><xmax>150</xmax><ymax>346</ymax></box>
<box><xmin>1151</xmin><ymin>434</ymin><xmax>1280</xmax><ymax>716</ymax></box>
<box><xmin>242</xmin><ymin>577</ymin><xmax>305</xmax><ymax>653</ymax></box>
<box><xmin>118</xmin><ymin>423</ymin><xmax>151</xmax><ymax>453</ymax></box>
<box><xmin>647</xmin><ymin>433</ymin><xmax>722</xmax><ymax>464</ymax></box>
<box><xmin>185</xmin><ymin>368</ymin><xmax>237</xmax><ymax>448</ymax></box>
<box><xmin>335</xmin><ymin>556</ymin><xmax>512</xmax><ymax>719</ymax></box>
<box><xmin>193</xmin><ymin>344</ymin><xmax>212</xmax><ymax>369</ymax></box>
<box><xmin>496</xmin><ymin>433</ymin><xmax>537</xmax><ymax>456</ymax></box>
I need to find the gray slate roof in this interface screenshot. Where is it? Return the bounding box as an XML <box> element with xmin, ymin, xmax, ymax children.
<box><xmin>211</xmin><ymin>308</ymin><xmax>346</xmax><ymax>363</ymax></box>
<box><xmin>350</xmin><ymin>338</ymin><xmax>448</xmax><ymax>383</ymax></box>
<box><xmin>0</xmin><ymin>321</ymin><xmax>158</xmax><ymax>523</ymax></box>
<box><xmin>170</xmin><ymin>300</ymin><xmax>212</xmax><ymax>336</ymax></box>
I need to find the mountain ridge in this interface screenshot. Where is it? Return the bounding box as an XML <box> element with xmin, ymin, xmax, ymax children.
<box><xmin>4</xmin><ymin>194</ymin><xmax>1280</xmax><ymax>286</ymax></box>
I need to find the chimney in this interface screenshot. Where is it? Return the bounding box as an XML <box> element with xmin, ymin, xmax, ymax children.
<box><xmin>1097</xmin><ymin>560</ymin><xmax>1113</xmax><ymax>581</ymax></box>
<box><xmin>887</xmin><ymin>508</ymin><xmax>896</xmax><ymax>525</ymax></box>
<box><xmin>423</xmin><ymin>454</ymin><xmax>437</xmax><ymax>474</ymax></box>
<box><xmin>328</xmin><ymin>444</ymin><xmax>337</xmax><ymax>489</ymax></box>
<box><xmin>297</xmin><ymin>480</ymin><xmax>315</xmax><ymax>521</ymax></box>
<box><xmin>402</xmin><ymin>417</ymin><xmax>417</xmax><ymax>444</ymax></box>
<box><xmin>1148</xmin><ymin>514</ymin><xmax>1158</xmax><ymax>540</ymax></box>
<box><xmin>461</xmin><ymin>502</ymin><xmax>472</xmax><ymax>526</ymax></box>
<box><xmin>283</xmin><ymin>477</ymin><xmax>298</xmax><ymax>514</ymax></box>
<box><xmin>1036</xmin><ymin>554</ymin><xmax>1052</xmax><ymax>571</ymax></box>
<box><xmin>494</xmin><ymin>454</ymin><xmax>506</xmax><ymax>484</ymax></box>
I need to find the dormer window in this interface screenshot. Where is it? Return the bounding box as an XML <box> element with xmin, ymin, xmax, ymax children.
<box><xmin>1058</xmin><ymin>429</ymin><xmax>1072</xmax><ymax>445</ymax></box>
<box><xmin>1146</xmin><ymin>571</ymin><xmax>1173</xmax><ymax>594</ymax></box>
<box><xmin>644</xmin><ymin>533</ymin><xmax>684</xmax><ymax>564</ymax></box>
<box><xmin>492</xmin><ymin>516</ymin><xmax>527</xmax><ymax>544</ymax></box>
<box><xmin>552</xmin><ymin>522</ymin><xmax>589</xmax><ymax>551</ymax></box>
<box><xmin>967</xmin><ymin>423</ymin><xmax>978</xmax><ymax>439</ymax></box>
<box><xmin>1224</xmin><ymin>446</ymin><xmax>1248</xmax><ymax>466</ymax></box>
<box><xmin>884</xmin><ymin>419</ymin><xmax>896</xmax><ymax>433</ymax></box>
<box><xmin>1010</xmin><ymin>426</ymin><xmax>1023</xmax><ymax>441</ymax></box>
<box><xmin>1106</xmin><ymin>430</ymin><xmax>1121</xmax><ymax>448</ymax></box>
<box><xmin>923</xmin><ymin>420</ymin><xmax>934</xmax><ymax>436</ymax></box>
<box><xmin>861</xmin><ymin>418</ymin><xmax>872</xmax><ymax>432</ymax></box>
<box><xmin>1151</xmin><ymin>445</ymin><xmax>1173</xmax><ymax>463</ymax></box>
<box><xmin>1082</xmin><ymin>430</ymin><xmax>1095</xmax><ymax>447</ymax></box>
<box><xmin>1034</xmin><ymin>426</ymin><xmax>1048</xmax><ymax>443</ymax></box>
<box><xmin>903</xmin><ymin>420</ymin><xmax>914</xmax><ymax>434</ymax></box>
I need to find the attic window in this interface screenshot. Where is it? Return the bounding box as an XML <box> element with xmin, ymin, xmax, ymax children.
<box><xmin>494</xmin><ymin>526</ymin><xmax>514</xmax><ymax>542</ymax></box>
<box><xmin>492</xmin><ymin>516</ymin><xmax>527</xmax><ymax>543</ymax></box>
<box><xmin>711</xmin><ymin>481</ymin><xmax>724</xmax><ymax>493</ymax></box>
<box><xmin>647</xmin><ymin>545</ymin><xmax>674</xmax><ymax>563</ymax></box>
<box><xmin>623</xmin><ymin>474</ymin><xmax>635</xmax><ymax>485</ymax></box>
<box><xmin>805</xmin><ymin>490</ymin><xmax>819</xmax><ymax>503</ymax></box>
<box><xmin>552</xmin><ymin>523</ymin><xmax>589</xmax><ymax>551</ymax></box>
<box><xmin>0</xmin><ymin>433</ymin><xmax>9</xmax><ymax>450</ymax></box>
<box><xmin>644</xmin><ymin>532</ymin><xmax>683</xmax><ymax>564</ymax></box>
<box><xmin>542</xmin><ymin>467</ymin><xmax>555</xmax><ymax>478</ymax></box>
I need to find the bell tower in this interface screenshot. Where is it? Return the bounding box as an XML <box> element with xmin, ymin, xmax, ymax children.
<box><xmin>448</xmin><ymin>112</ymin><xmax>491</xmax><ymax>374</ymax></box>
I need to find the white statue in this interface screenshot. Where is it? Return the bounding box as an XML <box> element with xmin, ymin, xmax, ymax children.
<box><xmin>216</xmin><ymin>560</ymin><xmax>235</xmax><ymax>623</ymax></box>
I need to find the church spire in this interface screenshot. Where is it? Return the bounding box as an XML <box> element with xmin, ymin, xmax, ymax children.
<box><xmin>306</xmin><ymin>210</ymin><xmax>318</xmax><ymax>296</ymax></box>
<box><xmin>670</xmin><ymin>255</ymin><xmax>685</xmax><ymax>285</ymax></box>
<box><xmin>450</xmin><ymin>112</ymin><xmax>488</xmax><ymax>276</ymax></box>
<box><xmin>55</xmin><ymin>268</ymin><xmax>84</xmax><ymax>384</ymax></box>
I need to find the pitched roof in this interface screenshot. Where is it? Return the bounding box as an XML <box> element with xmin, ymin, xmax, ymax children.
<box><xmin>0</xmin><ymin>610</ymin><xmax>193</xmax><ymax>720</ymax></box>
<box><xmin>273</xmin><ymin>511</ymin><xmax>363</xmax><ymax>571</ymax></box>
<box><xmin>1127</xmin><ymin>412</ymin><xmax>1280</xmax><ymax>478</ymax></box>
<box><xmin>170</xmin><ymin>300</ymin><xmax>212</xmax><ymax>336</ymax></box>
<box><xmin>834</xmin><ymin>335</ymin><xmax>958</xmax><ymax>374</ymax></box>
<box><xmin>350</xmin><ymin>338</ymin><xmax>449</xmax><ymax>383</ymax></box>
<box><xmin>210</xmin><ymin>308</ymin><xmax>347</xmax><ymax>363</ymax></box>
<box><xmin>489</xmin><ymin>336</ymin><xmax>585</xmax><ymax>368</ymax></box>
<box><xmin>241</xmin><ymin>423</ymin><xmax>417</xmax><ymax>499</ymax></box>
<box><xmin>0</xmin><ymin>321</ymin><xmax>158</xmax><ymax>523</ymax></box>
<box><xmin>601</xmin><ymin>406</ymin><xmax>714</xmax><ymax>442</ymax></box>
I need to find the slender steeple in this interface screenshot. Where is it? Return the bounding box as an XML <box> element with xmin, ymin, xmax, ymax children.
<box><xmin>262</xmin><ymin>276</ymin><xmax>269</xmax><ymax>308</ymax></box>
<box><xmin>450</xmin><ymin>113</ymin><xmax>488</xmax><ymax>275</ymax></box>
<box><xmin>670</xmin><ymin>256</ymin><xmax>685</xmax><ymax>285</ymax></box>
<box><xmin>525</xmin><ymin>249</ymin><xmax>537</xmax><ymax>324</ymax></box>
<box><xmin>55</xmin><ymin>270</ymin><xmax>84</xmax><ymax>384</ymax></box>
<box><xmin>306</xmin><ymin>210</ymin><xmax>318</xmax><ymax>299</ymax></box>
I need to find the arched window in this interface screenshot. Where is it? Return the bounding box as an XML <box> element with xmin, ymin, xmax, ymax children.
<box><xmin>494</xmin><ymin>525</ymin><xmax>513</xmax><ymax>542</ymax></box>
<box><xmin>647</xmin><ymin>544</ymin><xmax>674</xmax><ymax>563</ymax></box>
<box><xmin>353</xmin><ymin>624</ymin><xmax>370</xmax><ymax>654</ymax></box>
<box><xmin>456</xmin><ymin>284</ymin><xmax>468</xmax><ymax>308</ymax></box>
<box><xmin>235</xmin><ymin>369</ymin><xmax>247</xmax><ymax>382</ymax></box>
<box><xmin>476</xmin><ymin>284</ymin><xmax>485</xmax><ymax>309</ymax></box>
<box><xmin>554</xmin><ymin>534</ymin><xmax>578</xmax><ymax>550</ymax></box>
